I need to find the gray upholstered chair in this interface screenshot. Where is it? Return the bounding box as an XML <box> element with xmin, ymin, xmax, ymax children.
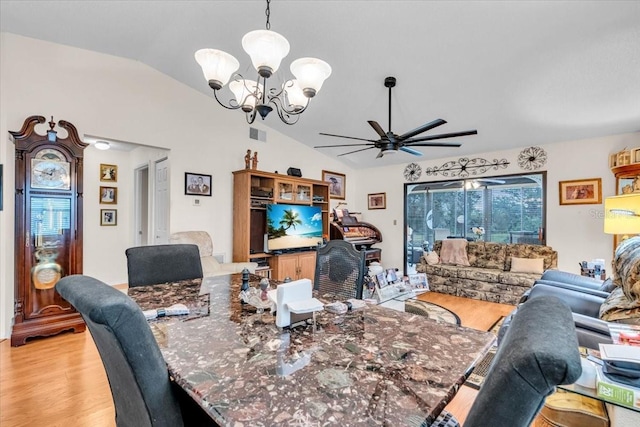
<box><xmin>313</xmin><ymin>239</ymin><xmax>366</xmax><ymax>300</ymax></box>
<box><xmin>55</xmin><ymin>275</ymin><xmax>216</xmax><ymax>427</ymax></box>
<box><xmin>431</xmin><ymin>295</ymin><xmax>582</xmax><ymax>427</ymax></box>
<box><xmin>125</xmin><ymin>244</ymin><xmax>203</xmax><ymax>288</ymax></box>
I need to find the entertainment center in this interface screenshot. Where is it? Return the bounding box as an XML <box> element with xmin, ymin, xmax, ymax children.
<box><xmin>232</xmin><ymin>169</ymin><xmax>330</xmax><ymax>281</ymax></box>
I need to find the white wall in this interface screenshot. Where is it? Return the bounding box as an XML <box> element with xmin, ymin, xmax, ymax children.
<box><xmin>1</xmin><ymin>32</ymin><xmax>637</xmax><ymax>339</ymax></box>
<box><xmin>353</xmin><ymin>132</ymin><xmax>640</xmax><ymax>273</ymax></box>
<box><xmin>0</xmin><ymin>33</ymin><xmax>354</xmax><ymax>338</ymax></box>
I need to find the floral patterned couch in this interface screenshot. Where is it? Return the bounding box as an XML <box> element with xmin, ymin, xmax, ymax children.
<box><xmin>416</xmin><ymin>240</ymin><xmax>558</xmax><ymax>304</ymax></box>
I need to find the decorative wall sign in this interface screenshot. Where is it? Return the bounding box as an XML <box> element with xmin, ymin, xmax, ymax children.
<box><xmin>403</xmin><ymin>163</ymin><xmax>422</xmax><ymax>181</ymax></box>
<box><xmin>517</xmin><ymin>146</ymin><xmax>547</xmax><ymax>170</ymax></box>
<box><xmin>424</xmin><ymin>157</ymin><xmax>509</xmax><ymax>178</ymax></box>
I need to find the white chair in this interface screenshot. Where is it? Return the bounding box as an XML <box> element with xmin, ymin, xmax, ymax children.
<box><xmin>169</xmin><ymin>231</ymin><xmax>257</xmax><ymax>277</ymax></box>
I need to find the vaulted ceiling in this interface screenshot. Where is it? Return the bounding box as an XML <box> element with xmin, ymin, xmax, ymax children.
<box><xmin>1</xmin><ymin>1</ymin><xmax>639</xmax><ymax>168</ymax></box>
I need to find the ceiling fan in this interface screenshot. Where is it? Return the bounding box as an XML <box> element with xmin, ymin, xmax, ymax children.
<box><xmin>314</xmin><ymin>76</ymin><xmax>477</xmax><ymax>158</ymax></box>
<box><xmin>442</xmin><ymin>178</ymin><xmax>506</xmax><ymax>188</ymax></box>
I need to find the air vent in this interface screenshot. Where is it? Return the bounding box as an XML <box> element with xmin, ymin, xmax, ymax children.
<box><xmin>249</xmin><ymin>127</ymin><xmax>267</xmax><ymax>142</ymax></box>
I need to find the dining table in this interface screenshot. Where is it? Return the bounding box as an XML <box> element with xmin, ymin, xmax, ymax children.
<box><xmin>128</xmin><ymin>273</ymin><xmax>495</xmax><ymax>426</ymax></box>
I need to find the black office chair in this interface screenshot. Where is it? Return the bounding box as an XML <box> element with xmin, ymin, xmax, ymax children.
<box><xmin>313</xmin><ymin>240</ymin><xmax>366</xmax><ymax>300</ymax></box>
<box><xmin>126</xmin><ymin>244</ymin><xmax>203</xmax><ymax>287</ymax></box>
<box><xmin>55</xmin><ymin>274</ymin><xmax>217</xmax><ymax>427</ymax></box>
<box><xmin>429</xmin><ymin>295</ymin><xmax>582</xmax><ymax>427</ymax></box>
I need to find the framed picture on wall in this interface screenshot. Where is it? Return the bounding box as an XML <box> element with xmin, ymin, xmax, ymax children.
<box><xmin>100</xmin><ymin>209</ymin><xmax>117</xmax><ymax>226</ymax></box>
<box><xmin>185</xmin><ymin>172</ymin><xmax>212</xmax><ymax>196</ymax></box>
<box><xmin>322</xmin><ymin>170</ymin><xmax>346</xmax><ymax>200</ymax></box>
<box><xmin>100</xmin><ymin>164</ymin><xmax>117</xmax><ymax>182</ymax></box>
<box><xmin>368</xmin><ymin>192</ymin><xmax>386</xmax><ymax>209</ymax></box>
<box><xmin>99</xmin><ymin>186</ymin><xmax>117</xmax><ymax>204</ymax></box>
<box><xmin>558</xmin><ymin>178</ymin><xmax>602</xmax><ymax>205</ymax></box>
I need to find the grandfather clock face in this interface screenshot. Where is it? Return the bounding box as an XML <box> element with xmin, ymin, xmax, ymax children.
<box><xmin>31</xmin><ymin>148</ymin><xmax>71</xmax><ymax>190</ymax></box>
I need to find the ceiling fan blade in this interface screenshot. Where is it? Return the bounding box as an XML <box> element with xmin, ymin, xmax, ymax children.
<box><xmin>319</xmin><ymin>132</ymin><xmax>379</xmax><ymax>143</ymax></box>
<box><xmin>400</xmin><ymin>146</ymin><xmax>423</xmax><ymax>156</ymax></box>
<box><xmin>376</xmin><ymin>150</ymin><xmax>384</xmax><ymax>158</ymax></box>
<box><xmin>404</xmin><ymin>129</ymin><xmax>478</xmax><ymax>143</ymax></box>
<box><xmin>315</xmin><ymin>143</ymin><xmax>374</xmax><ymax>148</ymax></box>
<box><xmin>338</xmin><ymin>146</ymin><xmax>376</xmax><ymax>157</ymax></box>
<box><xmin>397</xmin><ymin>119</ymin><xmax>447</xmax><ymax>141</ymax></box>
<box><xmin>367</xmin><ymin>121</ymin><xmax>387</xmax><ymax>138</ymax></box>
<box><xmin>404</xmin><ymin>142</ymin><xmax>462</xmax><ymax>147</ymax></box>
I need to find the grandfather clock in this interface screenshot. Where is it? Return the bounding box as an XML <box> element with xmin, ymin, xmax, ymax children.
<box><xmin>11</xmin><ymin>116</ymin><xmax>87</xmax><ymax>346</ymax></box>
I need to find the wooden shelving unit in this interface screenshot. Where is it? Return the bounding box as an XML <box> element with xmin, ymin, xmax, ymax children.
<box><xmin>232</xmin><ymin>169</ymin><xmax>330</xmax><ymax>273</ymax></box>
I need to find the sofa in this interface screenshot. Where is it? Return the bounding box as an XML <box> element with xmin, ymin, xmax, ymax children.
<box><xmin>520</xmin><ymin>236</ymin><xmax>640</xmax><ymax>349</ymax></box>
<box><xmin>416</xmin><ymin>239</ymin><xmax>558</xmax><ymax>304</ymax></box>
<box><xmin>169</xmin><ymin>231</ymin><xmax>257</xmax><ymax>277</ymax></box>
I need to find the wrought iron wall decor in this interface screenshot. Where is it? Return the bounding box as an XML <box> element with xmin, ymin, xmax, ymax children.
<box><xmin>424</xmin><ymin>157</ymin><xmax>509</xmax><ymax>178</ymax></box>
<box><xmin>517</xmin><ymin>146</ymin><xmax>547</xmax><ymax>170</ymax></box>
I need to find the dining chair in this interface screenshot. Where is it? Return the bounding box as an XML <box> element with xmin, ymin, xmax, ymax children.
<box><xmin>313</xmin><ymin>239</ymin><xmax>366</xmax><ymax>300</ymax></box>
<box><xmin>433</xmin><ymin>295</ymin><xmax>581</xmax><ymax>427</ymax></box>
<box><xmin>125</xmin><ymin>244</ymin><xmax>203</xmax><ymax>287</ymax></box>
<box><xmin>55</xmin><ymin>274</ymin><xmax>217</xmax><ymax>427</ymax></box>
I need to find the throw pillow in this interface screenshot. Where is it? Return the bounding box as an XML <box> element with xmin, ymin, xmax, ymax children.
<box><xmin>510</xmin><ymin>257</ymin><xmax>544</xmax><ymax>274</ymax></box>
<box><xmin>425</xmin><ymin>251</ymin><xmax>440</xmax><ymax>265</ymax></box>
<box><xmin>598</xmin><ymin>278</ymin><xmax>616</xmax><ymax>293</ymax></box>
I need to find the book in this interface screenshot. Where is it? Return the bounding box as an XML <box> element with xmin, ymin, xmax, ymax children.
<box><xmin>595</xmin><ymin>364</ymin><xmax>640</xmax><ymax>409</ymax></box>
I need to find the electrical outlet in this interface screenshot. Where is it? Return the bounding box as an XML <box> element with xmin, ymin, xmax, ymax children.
<box><xmin>193</xmin><ymin>199</ymin><xmax>200</xmax><ymax>206</ymax></box>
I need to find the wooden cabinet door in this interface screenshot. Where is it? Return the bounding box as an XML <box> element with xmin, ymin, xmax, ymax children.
<box><xmin>297</xmin><ymin>252</ymin><xmax>317</xmax><ymax>281</ymax></box>
<box><xmin>271</xmin><ymin>254</ymin><xmax>299</xmax><ymax>281</ymax></box>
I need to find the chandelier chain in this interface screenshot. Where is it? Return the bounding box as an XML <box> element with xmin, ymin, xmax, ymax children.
<box><xmin>265</xmin><ymin>0</ymin><xmax>271</xmax><ymax>30</ymax></box>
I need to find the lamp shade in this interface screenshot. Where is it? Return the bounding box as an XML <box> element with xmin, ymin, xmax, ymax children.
<box><xmin>283</xmin><ymin>80</ymin><xmax>307</xmax><ymax>111</ymax></box>
<box><xmin>604</xmin><ymin>193</ymin><xmax>640</xmax><ymax>235</ymax></box>
<box><xmin>242</xmin><ymin>30</ymin><xmax>290</xmax><ymax>76</ymax></box>
<box><xmin>229</xmin><ymin>79</ymin><xmax>263</xmax><ymax>112</ymax></box>
<box><xmin>195</xmin><ymin>49</ymin><xmax>240</xmax><ymax>89</ymax></box>
<box><xmin>290</xmin><ymin>58</ymin><xmax>332</xmax><ymax>97</ymax></box>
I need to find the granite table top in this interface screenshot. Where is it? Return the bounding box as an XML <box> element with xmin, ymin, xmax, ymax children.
<box><xmin>129</xmin><ymin>274</ymin><xmax>495</xmax><ymax>426</ymax></box>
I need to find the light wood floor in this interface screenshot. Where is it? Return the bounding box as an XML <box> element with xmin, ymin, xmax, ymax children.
<box><xmin>0</xmin><ymin>293</ymin><xmax>514</xmax><ymax>427</ymax></box>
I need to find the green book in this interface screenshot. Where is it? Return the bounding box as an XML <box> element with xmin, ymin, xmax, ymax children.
<box><xmin>595</xmin><ymin>365</ymin><xmax>640</xmax><ymax>410</ymax></box>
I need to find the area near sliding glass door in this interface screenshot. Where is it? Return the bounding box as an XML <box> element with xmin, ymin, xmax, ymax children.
<box><xmin>404</xmin><ymin>172</ymin><xmax>547</xmax><ymax>274</ymax></box>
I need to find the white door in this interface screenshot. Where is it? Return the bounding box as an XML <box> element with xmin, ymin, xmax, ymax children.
<box><xmin>134</xmin><ymin>165</ymin><xmax>149</xmax><ymax>246</ymax></box>
<box><xmin>153</xmin><ymin>158</ymin><xmax>170</xmax><ymax>244</ymax></box>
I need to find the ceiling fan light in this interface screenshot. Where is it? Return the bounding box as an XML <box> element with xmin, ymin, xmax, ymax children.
<box><xmin>290</xmin><ymin>58</ymin><xmax>332</xmax><ymax>97</ymax></box>
<box><xmin>194</xmin><ymin>49</ymin><xmax>240</xmax><ymax>89</ymax></box>
<box><xmin>242</xmin><ymin>30</ymin><xmax>290</xmax><ymax>77</ymax></box>
<box><xmin>381</xmin><ymin>148</ymin><xmax>397</xmax><ymax>155</ymax></box>
<box><xmin>94</xmin><ymin>141</ymin><xmax>110</xmax><ymax>150</ymax></box>
<box><xmin>229</xmin><ymin>79</ymin><xmax>262</xmax><ymax>112</ymax></box>
<box><xmin>283</xmin><ymin>80</ymin><xmax>307</xmax><ymax>111</ymax></box>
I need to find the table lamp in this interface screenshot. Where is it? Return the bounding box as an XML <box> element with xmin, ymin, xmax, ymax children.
<box><xmin>604</xmin><ymin>193</ymin><xmax>640</xmax><ymax>240</ymax></box>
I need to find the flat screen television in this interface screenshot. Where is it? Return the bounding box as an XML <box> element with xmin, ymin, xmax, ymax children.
<box><xmin>266</xmin><ymin>203</ymin><xmax>323</xmax><ymax>252</ymax></box>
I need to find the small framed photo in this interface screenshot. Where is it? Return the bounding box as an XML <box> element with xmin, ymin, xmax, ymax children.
<box><xmin>385</xmin><ymin>268</ymin><xmax>398</xmax><ymax>284</ymax></box>
<box><xmin>99</xmin><ymin>186</ymin><xmax>117</xmax><ymax>204</ymax></box>
<box><xmin>558</xmin><ymin>178</ymin><xmax>602</xmax><ymax>205</ymax></box>
<box><xmin>185</xmin><ymin>172</ymin><xmax>212</xmax><ymax>196</ymax></box>
<box><xmin>100</xmin><ymin>164</ymin><xmax>117</xmax><ymax>182</ymax></box>
<box><xmin>368</xmin><ymin>192</ymin><xmax>386</xmax><ymax>210</ymax></box>
<box><xmin>408</xmin><ymin>273</ymin><xmax>429</xmax><ymax>290</ymax></box>
<box><xmin>322</xmin><ymin>170</ymin><xmax>346</xmax><ymax>200</ymax></box>
<box><xmin>100</xmin><ymin>209</ymin><xmax>117</xmax><ymax>226</ymax></box>
<box><xmin>376</xmin><ymin>272</ymin><xmax>389</xmax><ymax>288</ymax></box>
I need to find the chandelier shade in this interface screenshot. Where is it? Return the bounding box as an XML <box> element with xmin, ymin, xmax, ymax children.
<box><xmin>194</xmin><ymin>49</ymin><xmax>240</xmax><ymax>90</ymax></box>
<box><xmin>229</xmin><ymin>79</ymin><xmax>263</xmax><ymax>112</ymax></box>
<box><xmin>194</xmin><ymin>0</ymin><xmax>330</xmax><ymax>125</ymax></box>
<box><xmin>290</xmin><ymin>58</ymin><xmax>332</xmax><ymax>97</ymax></box>
<box><xmin>242</xmin><ymin>30</ymin><xmax>290</xmax><ymax>77</ymax></box>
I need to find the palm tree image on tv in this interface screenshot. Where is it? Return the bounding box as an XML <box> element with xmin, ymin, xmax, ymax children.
<box><xmin>266</xmin><ymin>204</ymin><xmax>323</xmax><ymax>251</ymax></box>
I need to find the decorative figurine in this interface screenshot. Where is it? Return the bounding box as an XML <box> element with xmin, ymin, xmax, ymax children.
<box><xmin>252</xmin><ymin>152</ymin><xmax>259</xmax><ymax>170</ymax></box>
<box><xmin>244</xmin><ymin>149</ymin><xmax>252</xmax><ymax>169</ymax></box>
<box><xmin>241</xmin><ymin>268</ymin><xmax>250</xmax><ymax>292</ymax></box>
<box><xmin>259</xmin><ymin>278</ymin><xmax>270</xmax><ymax>301</ymax></box>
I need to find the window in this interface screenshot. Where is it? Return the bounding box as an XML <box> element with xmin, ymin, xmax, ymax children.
<box><xmin>405</xmin><ymin>173</ymin><xmax>546</xmax><ymax>272</ymax></box>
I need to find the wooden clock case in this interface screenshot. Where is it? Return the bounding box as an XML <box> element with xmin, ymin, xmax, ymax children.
<box><xmin>10</xmin><ymin>116</ymin><xmax>87</xmax><ymax>346</ymax></box>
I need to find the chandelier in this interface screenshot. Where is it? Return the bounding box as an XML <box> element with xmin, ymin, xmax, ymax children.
<box><xmin>195</xmin><ymin>0</ymin><xmax>332</xmax><ymax>125</ymax></box>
